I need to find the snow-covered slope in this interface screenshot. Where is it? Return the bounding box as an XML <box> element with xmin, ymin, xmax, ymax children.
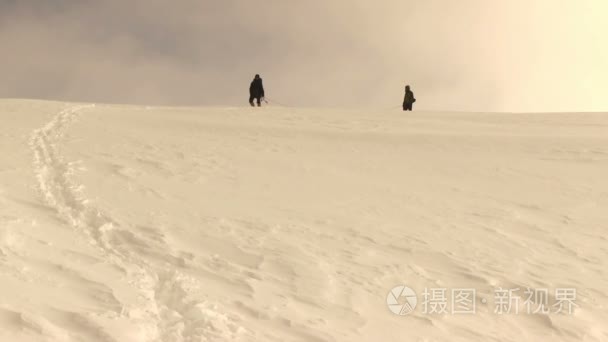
<box><xmin>1</xmin><ymin>100</ymin><xmax>607</xmax><ymax>341</ymax></box>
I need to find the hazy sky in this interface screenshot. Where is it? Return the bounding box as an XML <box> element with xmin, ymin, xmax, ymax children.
<box><xmin>0</xmin><ymin>0</ymin><xmax>606</xmax><ymax>112</ymax></box>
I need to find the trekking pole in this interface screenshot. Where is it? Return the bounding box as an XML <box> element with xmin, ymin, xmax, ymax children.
<box><xmin>265</xmin><ymin>97</ymin><xmax>290</xmax><ymax>107</ymax></box>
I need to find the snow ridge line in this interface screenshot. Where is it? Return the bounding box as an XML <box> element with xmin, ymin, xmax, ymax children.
<box><xmin>29</xmin><ymin>105</ymin><xmax>246</xmax><ymax>342</ymax></box>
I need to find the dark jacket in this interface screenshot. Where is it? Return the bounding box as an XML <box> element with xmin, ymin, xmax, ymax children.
<box><xmin>250</xmin><ymin>78</ymin><xmax>265</xmax><ymax>98</ymax></box>
<box><xmin>403</xmin><ymin>89</ymin><xmax>415</xmax><ymax>105</ymax></box>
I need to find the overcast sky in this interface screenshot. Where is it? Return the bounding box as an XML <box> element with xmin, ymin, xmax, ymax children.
<box><xmin>0</xmin><ymin>0</ymin><xmax>606</xmax><ymax>112</ymax></box>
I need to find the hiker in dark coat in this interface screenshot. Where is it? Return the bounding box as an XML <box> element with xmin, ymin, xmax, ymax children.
<box><xmin>403</xmin><ymin>85</ymin><xmax>416</xmax><ymax>111</ymax></box>
<box><xmin>249</xmin><ymin>74</ymin><xmax>265</xmax><ymax>107</ymax></box>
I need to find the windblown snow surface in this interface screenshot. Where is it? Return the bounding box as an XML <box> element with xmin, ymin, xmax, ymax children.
<box><xmin>0</xmin><ymin>100</ymin><xmax>607</xmax><ymax>341</ymax></box>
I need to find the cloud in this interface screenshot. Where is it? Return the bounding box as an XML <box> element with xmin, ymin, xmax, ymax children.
<box><xmin>0</xmin><ymin>0</ymin><xmax>606</xmax><ymax>111</ymax></box>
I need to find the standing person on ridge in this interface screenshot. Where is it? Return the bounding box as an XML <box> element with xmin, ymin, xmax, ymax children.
<box><xmin>403</xmin><ymin>85</ymin><xmax>416</xmax><ymax>111</ymax></box>
<box><xmin>249</xmin><ymin>74</ymin><xmax>265</xmax><ymax>107</ymax></box>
